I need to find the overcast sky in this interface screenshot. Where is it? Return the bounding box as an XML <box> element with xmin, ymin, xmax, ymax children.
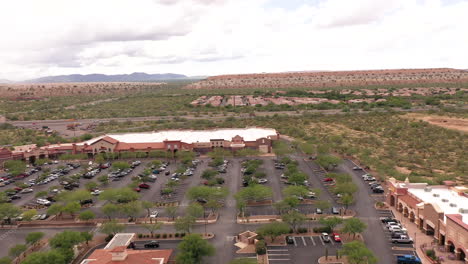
<box><xmin>1</xmin><ymin>0</ymin><xmax>467</xmax><ymax>80</ymax></box>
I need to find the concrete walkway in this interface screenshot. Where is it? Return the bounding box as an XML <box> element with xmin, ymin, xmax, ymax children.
<box><xmin>391</xmin><ymin>207</ymin><xmax>464</xmax><ymax>264</ymax></box>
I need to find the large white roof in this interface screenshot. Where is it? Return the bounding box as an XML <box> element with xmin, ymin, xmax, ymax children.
<box><xmin>408</xmin><ymin>186</ymin><xmax>468</xmax><ymax>225</ymax></box>
<box><xmin>84</xmin><ymin>127</ymin><xmax>277</xmax><ymax>145</ymax></box>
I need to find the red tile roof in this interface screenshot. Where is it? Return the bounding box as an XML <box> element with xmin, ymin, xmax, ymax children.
<box><xmin>446</xmin><ymin>214</ymin><xmax>468</xmax><ymax>231</ymax></box>
<box><xmin>100</xmin><ymin>136</ymin><xmax>119</xmax><ymax>144</ymax></box>
<box><xmin>85</xmin><ymin>249</ymin><xmax>173</xmax><ymax>264</ymax></box>
<box><xmin>399</xmin><ymin>194</ymin><xmax>421</xmax><ymax>209</ymax></box>
<box><xmin>114</xmin><ymin>142</ymin><xmax>165</xmax><ymax>151</ymax></box>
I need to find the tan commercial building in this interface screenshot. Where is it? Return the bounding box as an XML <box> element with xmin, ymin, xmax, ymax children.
<box><xmin>387</xmin><ymin>178</ymin><xmax>468</xmax><ymax>262</ymax></box>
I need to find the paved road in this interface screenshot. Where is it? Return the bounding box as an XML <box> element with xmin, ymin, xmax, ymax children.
<box><xmin>8</xmin><ymin>106</ymin><xmax>449</xmax><ymax>138</ymax></box>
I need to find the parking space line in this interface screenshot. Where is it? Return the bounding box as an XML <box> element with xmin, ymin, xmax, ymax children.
<box><xmin>301</xmin><ymin>236</ymin><xmax>307</xmax><ymax>246</ymax></box>
<box><xmin>269</xmin><ymin>254</ymin><xmax>290</xmax><ymax>256</ymax></box>
<box><xmin>319</xmin><ymin>236</ymin><xmax>325</xmax><ymax>245</ymax></box>
<box><xmin>269</xmin><ymin>259</ymin><xmax>291</xmax><ymax>261</ymax></box>
<box><xmin>292</xmin><ymin>237</ymin><xmax>297</xmax><ymax>247</ymax></box>
<box><xmin>268</xmin><ymin>249</ymin><xmax>288</xmax><ymax>252</ymax></box>
<box><xmin>310</xmin><ymin>236</ymin><xmax>316</xmax><ymax>246</ymax></box>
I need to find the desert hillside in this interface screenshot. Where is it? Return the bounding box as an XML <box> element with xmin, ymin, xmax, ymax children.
<box><xmin>186</xmin><ymin>68</ymin><xmax>468</xmax><ymax>90</ymax></box>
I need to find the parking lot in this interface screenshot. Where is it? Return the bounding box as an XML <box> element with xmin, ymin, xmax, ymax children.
<box><xmin>267</xmin><ymin>235</ymin><xmax>342</xmax><ymax>263</ymax></box>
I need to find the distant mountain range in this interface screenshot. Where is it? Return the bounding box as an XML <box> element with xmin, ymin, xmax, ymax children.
<box><xmin>0</xmin><ymin>79</ymin><xmax>12</xmax><ymax>84</ymax></box>
<box><xmin>21</xmin><ymin>72</ymin><xmax>202</xmax><ymax>83</ymax></box>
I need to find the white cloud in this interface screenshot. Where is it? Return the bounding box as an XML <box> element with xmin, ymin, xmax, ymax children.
<box><xmin>0</xmin><ymin>0</ymin><xmax>466</xmax><ymax>80</ymax></box>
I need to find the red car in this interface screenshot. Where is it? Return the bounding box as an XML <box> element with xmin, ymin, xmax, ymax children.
<box><xmin>138</xmin><ymin>183</ymin><xmax>150</xmax><ymax>189</ymax></box>
<box><xmin>134</xmin><ymin>187</ymin><xmax>141</xmax><ymax>192</ymax></box>
<box><xmin>332</xmin><ymin>233</ymin><xmax>341</xmax><ymax>242</ymax></box>
<box><xmin>14</xmin><ymin>187</ymin><xmax>23</xmax><ymax>192</ymax></box>
<box><xmin>323</xmin><ymin>178</ymin><xmax>334</xmax><ymax>182</ymax></box>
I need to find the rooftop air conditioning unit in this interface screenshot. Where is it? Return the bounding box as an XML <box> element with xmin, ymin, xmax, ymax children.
<box><xmin>424</xmin><ymin>187</ymin><xmax>432</xmax><ymax>192</ymax></box>
<box><xmin>449</xmin><ymin>203</ymin><xmax>457</xmax><ymax>207</ymax></box>
<box><xmin>441</xmin><ymin>199</ymin><xmax>449</xmax><ymax>202</ymax></box>
<box><xmin>459</xmin><ymin>208</ymin><xmax>468</xmax><ymax>214</ymax></box>
<box><xmin>433</xmin><ymin>194</ymin><xmax>440</xmax><ymax>197</ymax></box>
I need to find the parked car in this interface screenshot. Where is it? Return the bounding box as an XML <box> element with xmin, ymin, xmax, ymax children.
<box><xmin>139</xmin><ymin>183</ymin><xmax>150</xmax><ymax>189</ymax></box>
<box><xmin>197</xmin><ymin>198</ymin><xmax>207</xmax><ymax>204</ymax></box>
<box><xmin>332</xmin><ymin>233</ymin><xmax>341</xmax><ymax>242</ymax></box>
<box><xmin>258</xmin><ymin>179</ymin><xmax>268</xmax><ymax>184</ymax></box>
<box><xmin>331</xmin><ymin>207</ymin><xmax>340</xmax><ymax>215</ymax></box>
<box><xmin>352</xmin><ymin>166</ymin><xmax>362</xmax><ymax>170</ymax></box>
<box><xmin>316</xmin><ymin>208</ymin><xmax>323</xmax><ymax>214</ymax></box>
<box><xmin>144</xmin><ymin>241</ymin><xmax>160</xmax><ymax>248</ymax></box>
<box><xmin>285</xmin><ymin>236</ymin><xmax>294</xmax><ymax>244</ymax></box>
<box><xmin>11</xmin><ymin>195</ymin><xmax>21</xmax><ymax>200</ymax></box>
<box><xmin>39</xmin><ymin>214</ymin><xmax>48</xmax><ymax>220</ymax></box>
<box><xmin>373</xmin><ymin>187</ymin><xmax>384</xmax><ymax>193</ymax></box>
<box><xmin>380</xmin><ymin>217</ymin><xmax>399</xmax><ymax>223</ymax></box>
<box><xmin>389</xmin><ymin>226</ymin><xmax>407</xmax><ymax>232</ymax></box>
<box><xmin>80</xmin><ymin>199</ymin><xmax>93</xmax><ymax>206</ymax></box>
<box><xmin>323</xmin><ymin>178</ymin><xmax>334</xmax><ymax>182</ymax></box>
<box><xmin>392</xmin><ymin>235</ymin><xmax>413</xmax><ymax>244</ymax></box>
<box><xmin>36</xmin><ymin>198</ymin><xmax>51</xmax><ymax>206</ymax></box>
<box><xmin>321</xmin><ymin>233</ymin><xmax>331</xmax><ymax>243</ymax></box>
<box><xmin>91</xmin><ymin>190</ymin><xmax>103</xmax><ymax>196</ymax></box>
<box><xmin>149</xmin><ymin>211</ymin><xmax>159</xmax><ymax>218</ymax></box>
<box><xmin>20</xmin><ymin>188</ymin><xmax>34</xmax><ymax>194</ymax></box>
<box><xmin>134</xmin><ymin>188</ymin><xmax>141</xmax><ymax>192</ymax></box>
<box><xmin>306</xmin><ymin>192</ymin><xmax>316</xmax><ymax>199</ymax></box>
<box><xmin>396</xmin><ymin>255</ymin><xmax>421</xmax><ymax>264</ymax></box>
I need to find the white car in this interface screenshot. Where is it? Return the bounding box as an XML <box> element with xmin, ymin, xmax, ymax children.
<box><xmin>91</xmin><ymin>190</ymin><xmax>103</xmax><ymax>196</ymax></box>
<box><xmin>388</xmin><ymin>226</ymin><xmax>407</xmax><ymax>232</ymax></box>
<box><xmin>149</xmin><ymin>211</ymin><xmax>159</xmax><ymax>218</ymax></box>
<box><xmin>36</xmin><ymin>198</ymin><xmax>51</xmax><ymax>206</ymax></box>
<box><xmin>20</xmin><ymin>188</ymin><xmax>34</xmax><ymax>194</ymax></box>
<box><xmin>258</xmin><ymin>179</ymin><xmax>268</xmax><ymax>184</ymax></box>
<box><xmin>306</xmin><ymin>192</ymin><xmax>316</xmax><ymax>198</ymax></box>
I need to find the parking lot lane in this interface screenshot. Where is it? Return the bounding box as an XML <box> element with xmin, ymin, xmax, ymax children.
<box><xmin>261</xmin><ymin>157</ymin><xmax>283</xmax><ymax>202</ymax></box>
<box><xmin>179</xmin><ymin>159</ymin><xmax>208</xmax><ymax>207</ymax></box>
<box><xmin>225</xmin><ymin>158</ymin><xmax>241</xmax><ymax>208</ymax></box>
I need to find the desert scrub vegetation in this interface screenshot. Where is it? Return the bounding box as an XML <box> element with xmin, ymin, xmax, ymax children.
<box><xmin>0</xmin><ymin>123</ymin><xmax>68</xmax><ymax>146</ymax></box>
<box><xmin>94</xmin><ymin>111</ymin><xmax>467</xmax><ymax>184</ymax></box>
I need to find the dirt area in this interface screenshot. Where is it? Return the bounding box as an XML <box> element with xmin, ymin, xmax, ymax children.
<box><xmin>395</xmin><ymin>166</ymin><xmax>412</xmax><ymax>175</ymax></box>
<box><xmin>404</xmin><ymin>113</ymin><xmax>468</xmax><ymax>133</ymax></box>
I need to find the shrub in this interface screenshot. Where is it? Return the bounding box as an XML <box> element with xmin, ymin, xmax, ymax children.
<box><xmin>181</xmin><ymin>233</ymin><xmax>186</xmax><ymax>237</ymax></box>
<box><xmin>255</xmin><ymin>240</ymin><xmax>267</xmax><ymax>255</ymax></box>
<box><xmin>175</xmin><ymin>233</ymin><xmax>179</xmax><ymax>237</ymax></box>
<box><xmin>313</xmin><ymin>226</ymin><xmax>332</xmax><ymax>233</ymax></box>
<box><xmin>105</xmin><ymin>234</ymin><xmax>114</xmax><ymax>242</ymax></box>
<box><xmin>297</xmin><ymin>227</ymin><xmax>308</xmax><ymax>233</ymax></box>
<box><xmin>426</xmin><ymin>249</ymin><xmax>436</xmax><ymax>260</ymax></box>
<box><xmin>162</xmin><ymin>234</ymin><xmax>167</xmax><ymax>239</ymax></box>
<box><xmin>168</xmin><ymin>234</ymin><xmax>172</xmax><ymax>238</ymax></box>
<box><xmin>137</xmin><ymin>233</ymin><xmax>143</xmax><ymax>238</ymax></box>
<box><xmin>155</xmin><ymin>234</ymin><xmax>160</xmax><ymax>238</ymax></box>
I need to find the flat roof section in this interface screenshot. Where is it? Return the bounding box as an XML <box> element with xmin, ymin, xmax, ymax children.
<box><xmin>104</xmin><ymin>233</ymin><xmax>135</xmax><ymax>250</ymax></box>
<box><xmin>83</xmin><ymin>127</ymin><xmax>277</xmax><ymax>145</ymax></box>
<box><xmin>408</xmin><ymin>187</ymin><xmax>468</xmax><ymax>225</ymax></box>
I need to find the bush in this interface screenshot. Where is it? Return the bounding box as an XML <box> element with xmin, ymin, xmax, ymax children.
<box><xmin>104</xmin><ymin>234</ymin><xmax>114</xmax><ymax>242</ymax></box>
<box><xmin>137</xmin><ymin>233</ymin><xmax>143</xmax><ymax>238</ymax></box>
<box><xmin>162</xmin><ymin>234</ymin><xmax>167</xmax><ymax>239</ymax></box>
<box><xmin>255</xmin><ymin>240</ymin><xmax>267</xmax><ymax>255</ymax></box>
<box><xmin>297</xmin><ymin>227</ymin><xmax>308</xmax><ymax>233</ymax></box>
<box><xmin>168</xmin><ymin>234</ymin><xmax>172</xmax><ymax>238</ymax></box>
<box><xmin>155</xmin><ymin>234</ymin><xmax>160</xmax><ymax>238</ymax></box>
<box><xmin>313</xmin><ymin>226</ymin><xmax>332</xmax><ymax>233</ymax></box>
<box><xmin>426</xmin><ymin>249</ymin><xmax>436</xmax><ymax>260</ymax></box>
<box><xmin>180</xmin><ymin>233</ymin><xmax>186</xmax><ymax>237</ymax></box>
<box><xmin>175</xmin><ymin>233</ymin><xmax>179</xmax><ymax>237</ymax></box>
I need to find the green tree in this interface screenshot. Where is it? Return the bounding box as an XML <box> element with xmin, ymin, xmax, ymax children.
<box><xmin>341</xmin><ymin>194</ymin><xmax>354</xmax><ymax>213</ymax></box>
<box><xmin>97</xmin><ymin>175</ymin><xmax>109</xmax><ymax>185</ymax></box>
<box><xmin>287</xmin><ymin>172</ymin><xmax>308</xmax><ymax>185</ymax></box>
<box><xmin>95</xmin><ymin>154</ymin><xmax>105</xmax><ymax>164</ymax></box>
<box><xmin>316</xmin><ymin>155</ymin><xmax>342</xmax><ymax>170</ymax></box>
<box><xmin>234</xmin><ymin>184</ymin><xmax>272</xmax><ymax>202</ymax></box>
<box><xmin>142</xmin><ymin>222</ymin><xmax>162</xmax><ymax>237</ymax></box>
<box><xmin>22</xmin><ymin>209</ymin><xmax>38</xmax><ymax>221</ymax></box>
<box><xmin>9</xmin><ymin>244</ymin><xmax>27</xmax><ymax>258</ymax></box>
<box><xmin>205</xmin><ymin>199</ymin><xmax>222</xmax><ymax>214</ymax></box>
<box><xmin>100</xmin><ymin>188</ymin><xmax>139</xmax><ymax>203</ymax></box>
<box><xmin>319</xmin><ymin>217</ymin><xmax>343</xmax><ymax>231</ymax></box>
<box><xmin>35</xmin><ymin>191</ymin><xmax>48</xmax><ymax>198</ymax></box>
<box><xmin>315</xmin><ymin>200</ymin><xmax>331</xmax><ymax>212</ymax></box>
<box><xmin>47</xmin><ymin>204</ymin><xmax>64</xmax><ymax>219</ymax></box>
<box><xmin>257</xmin><ymin>222</ymin><xmax>290</xmax><ymax>242</ymax></box>
<box><xmin>20</xmin><ymin>250</ymin><xmax>67</xmax><ymax>264</ymax></box>
<box><xmin>187</xmin><ymin>203</ymin><xmax>204</xmax><ymax>219</ymax></box>
<box><xmin>165</xmin><ymin>205</ymin><xmax>178</xmax><ymax>221</ymax></box>
<box><xmin>78</xmin><ymin>210</ymin><xmax>96</xmax><ymax>221</ymax></box>
<box><xmin>80</xmin><ymin>231</ymin><xmax>93</xmax><ymax>246</ymax></box>
<box><xmin>112</xmin><ymin>161</ymin><xmax>130</xmax><ymax>171</ymax></box>
<box><xmin>175</xmin><ymin>216</ymin><xmax>196</xmax><ymax>234</ymax></box>
<box><xmin>62</xmin><ymin>202</ymin><xmax>81</xmax><ymax>217</ymax></box>
<box><xmin>58</xmin><ymin>189</ymin><xmax>92</xmax><ymax>204</ymax></box>
<box><xmin>201</xmin><ymin>169</ymin><xmax>219</xmax><ymax>180</ymax></box>
<box><xmin>0</xmin><ymin>257</ymin><xmax>11</xmax><ymax>264</ymax></box>
<box><xmin>186</xmin><ymin>186</ymin><xmax>228</xmax><ymax>202</ymax></box>
<box><xmin>25</xmin><ymin>232</ymin><xmax>45</xmax><ymax>245</ymax></box>
<box><xmin>281</xmin><ymin>210</ymin><xmax>306</xmax><ymax>233</ymax></box>
<box><xmin>341</xmin><ymin>218</ymin><xmax>367</xmax><ymax>238</ymax></box>
<box><xmin>49</xmin><ymin>230</ymin><xmax>85</xmax><ymax>249</ymax></box>
<box><xmin>176</xmin><ymin>234</ymin><xmax>215</xmax><ymax>264</ymax></box>
<box><xmin>100</xmin><ymin>220</ymin><xmax>126</xmax><ymax>236</ymax></box>
<box><xmin>101</xmin><ymin>203</ymin><xmax>120</xmax><ymax>220</ymax></box>
<box><xmin>120</xmin><ymin>201</ymin><xmax>142</xmax><ymax>221</ymax></box>
<box><xmin>85</xmin><ymin>181</ymin><xmax>98</xmax><ymax>191</ymax></box>
<box><xmin>4</xmin><ymin>160</ymin><xmax>26</xmax><ymax>176</ymax></box>
<box><xmin>334</xmin><ymin>182</ymin><xmax>358</xmax><ymax>196</ymax></box>
<box><xmin>0</xmin><ymin>203</ymin><xmax>21</xmax><ymax>225</ymax></box>
<box><xmin>340</xmin><ymin>241</ymin><xmax>378</xmax><ymax>264</ymax></box>
<box><xmin>282</xmin><ymin>185</ymin><xmax>309</xmax><ymax>198</ymax></box>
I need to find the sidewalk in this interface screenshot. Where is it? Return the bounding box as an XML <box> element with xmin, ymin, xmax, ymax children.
<box><xmin>391</xmin><ymin>207</ymin><xmax>464</xmax><ymax>264</ymax></box>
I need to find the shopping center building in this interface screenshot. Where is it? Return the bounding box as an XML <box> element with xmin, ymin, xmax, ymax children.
<box><xmin>387</xmin><ymin>178</ymin><xmax>468</xmax><ymax>262</ymax></box>
<box><xmin>1</xmin><ymin>127</ymin><xmax>279</xmax><ymax>164</ymax></box>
